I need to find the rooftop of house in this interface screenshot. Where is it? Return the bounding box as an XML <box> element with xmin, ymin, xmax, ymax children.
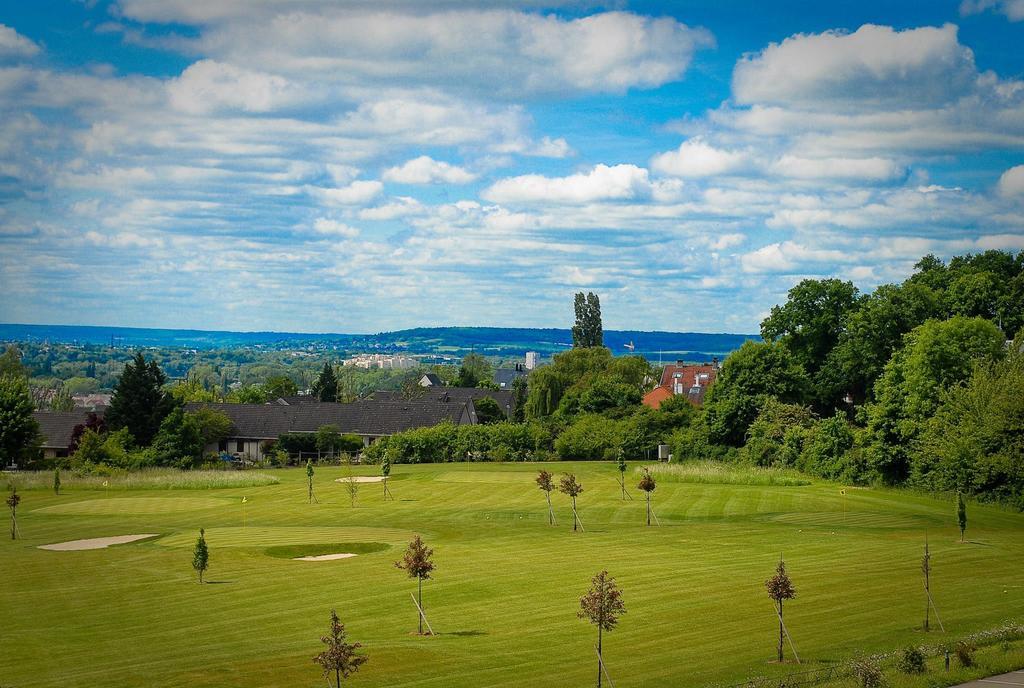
<box><xmin>367</xmin><ymin>386</ymin><xmax>514</xmax><ymax>410</ymax></box>
<box><xmin>33</xmin><ymin>410</ymin><xmax>93</xmax><ymax>449</ymax></box>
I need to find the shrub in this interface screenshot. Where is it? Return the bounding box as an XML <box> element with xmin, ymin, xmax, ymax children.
<box><xmin>799</xmin><ymin>412</ymin><xmax>857</xmax><ymax>480</ymax></box>
<box><xmin>897</xmin><ymin>646</ymin><xmax>927</xmax><ymax>674</ymax></box>
<box><xmin>850</xmin><ymin>656</ymin><xmax>885</xmax><ymax>688</ymax></box>
<box><xmin>954</xmin><ymin>640</ymin><xmax>976</xmax><ymax>667</ymax></box>
<box><xmin>554</xmin><ymin>414</ymin><xmax>621</xmax><ymax>460</ymax></box>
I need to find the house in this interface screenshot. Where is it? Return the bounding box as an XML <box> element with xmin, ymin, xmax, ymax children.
<box><xmin>493</xmin><ymin>363</ymin><xmax>528</xmax><ymax>390</ymax></box>
<box><xmin>642</xmin><ymin>360</ymin><xmax>719</xmax><ymax>409</ymax></box>
<box><xmin>368</xmin><ymin>386</ymin><xmax>515</xmax><ymax>417</ymax></box>
<box><xmin>185</xmin><ymin>398</ymin><xmax>477</xmax><ymax>461</ymax></box>
<box><xmin>33</xmin><ymin>410</ymin><xmax>92</xmax><ymax>461</ymax></box>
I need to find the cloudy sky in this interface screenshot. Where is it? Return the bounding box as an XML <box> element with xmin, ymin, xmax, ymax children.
<box><xmin>1</xmin><ymin>1</ymin><xmax>1023</xmax><ymax>334</ymax></box>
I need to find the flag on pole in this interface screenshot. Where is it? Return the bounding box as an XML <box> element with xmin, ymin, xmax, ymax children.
<box><xmin>241</xmin><ymin>496</ymin><xmax>248</xmax><ymax>503</ymax></box>
<box><xmin>102</xmin><ymin>480</ymin><xmax>109</xmax><ymax>487</ymax></box>
<box><xmin>840</xmin><ymin>489</ymin><xmax>846</xmax><ymax>496</ymax></box>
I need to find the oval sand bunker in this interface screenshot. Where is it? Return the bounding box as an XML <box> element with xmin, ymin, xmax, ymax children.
<box><xmin>39</xmin><ymin>534</ymin><xmax>158</xmax><ymax>551</ymax></box>
<box><xmin>293</xmin><ymin>553</ymin><xmax>359</xmax><ymax>561</ymax></box>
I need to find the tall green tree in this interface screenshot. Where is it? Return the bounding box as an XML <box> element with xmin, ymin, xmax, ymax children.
<box><xmin>105</xmin><ymin>353</ymin><xmax>177</xmax><ymax>447</ymax></box>
<box><xmin>263</xmin><ymin>375</ymin><xmax>298</xmax><ymax>399</ymax></box>
<box><xmin>761</xmin><ymin>278</ymin><xmax>860</xmax><ymax>379</ymax></box>
<box><xmin>572</xmin><ymin>292</ymin><xmax>604</xmax><ymax>348</ymax></box>
<box><xmin>473</xmin><ymin>397</ymin><xmax>504</xmax><ymax>424</ymax></box>
<box><xmin>312</xmin><ymin>363</ymin><xmax>339</xmax><ymax>402</ymax></box>
<box><xmin>395</xmin><ymin>535</ymin><xmax>435</xmax><ymax>635</ymax></box>
<box><xmin>578</xmin><ymin>570</ymin><xmax>626</xmax><ymax>688</ymax></box>
<box><xmin>957</xmin><ymin>492</ymin><xmax>967</xmax><ymax>543</ymax></box>
<box><xmin>511</xmin><ymin>376</ymin><xmax>528</xmax><ymax>422</ymax></box>
<box><xmin>702</xmin><ymin>341</ymin><xmax>809</xmax><ymax>447</ymax></box>
<box><xmin>456</xmin><ymin>353</ymin><xmax>491</xmax><ymax>388</ymax></box>
<box><xmin>313</xmin><ymin>610</ymin><xmax>368</xmax><ymax>687</ymax></box>
<box><xmin>0</xmin><ymin>345</ymin><xmax>27</xmax><ymax>378</ymax></box>
<box><xmin>0</xmin><ymin>375</ymin><xmax>39</xmax><ymax>468</ymax></box>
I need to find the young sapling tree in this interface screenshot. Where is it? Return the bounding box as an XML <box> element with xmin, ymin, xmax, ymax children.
<box><xmin>559</xmin><ymin>473</ymin><xmax>584</xmax><ymax>532</ymax></box>
<box><xmin>536</xmin><ymin>469</ymin><xmax>556</xmax><ymax>525</ymax></box>
<box><xmin>306</xmin><ymin>460</ymin><xmax>318</xmax><ymax>504</ymax></box>
<box><xmin>765</xmin><ymin>556</ymin><xmax>796</xmax><ymax>662</ymax></box>
<box><xmin>313</xmin><ymin>609</ymin><xmax>368</xmax><ymax>687</ymax></box>
<box><xmin>956</xmin><ymin>491</ymin><xmax>967</xmax><ymax>543</ymax></box>
<box><xmin>616</xmin><ymin>450</ymin><xmax>631</xmax><ymax>500</ymax></box>
<box><xmin>578</xmin><ymin>570</ymin><xmax>626</xmax><ymax>688</ymax></box>
<box><xmin>53</xmin><ymin>467</ymin><xmax>61</xmax><ymax>496</ymax></box>
<box><xmin>395</xmin><ymin>535</ymin><xmax>435</xmax><ymax>635</ymax></box>
<box><xmin>192</xmin><ymin>528</ymin><xmax>209</xmax><ymax>583</ymax></box>
<box><xmin>921</xmin><ymin>537</ymin><xmax>944</xmax><ymax>631</ymax></box>
<box><xmin>381</xmin><ymin>453</ymin><xmax>393</xmax><ymax>500</ymax></box>
<box><xmin>637</xmin><ymin>468</ymin><xmax>656</xmax><ymax>526</ymax></box>
<box><xmin>7</xmin><ymin>484</ymin><xmax>20</xmax><ymax>539</ymax></box>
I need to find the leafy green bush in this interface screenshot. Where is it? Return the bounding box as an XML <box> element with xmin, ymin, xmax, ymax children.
<box><xmin>554</xmin><ymin>414</ymin><xmax>621</xmax><ymax>460</ymax></box>
<box><xmin>955</xmin><ymin>640</ymin><xmax>977</xmax><ymax>667</ymax></box>
<box><xmin>897</xmin><ymin>646</ymin><xmax>927</xmax><ymax>674</ymax></box>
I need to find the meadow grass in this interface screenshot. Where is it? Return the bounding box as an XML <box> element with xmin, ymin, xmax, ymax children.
<box><xmin>7</xmin><ymin>468</ymin><xmax>280</xmax><ymax>490</ymax></box>
<box><xmin>2</xmin><ymin>460</ymin><xmax>1022</xmax><ymax>688</ymax></box>
<box><xmin>639</xmin><ymin>460</ymin><xmax>812</xmax><ymax>486</ymax></box>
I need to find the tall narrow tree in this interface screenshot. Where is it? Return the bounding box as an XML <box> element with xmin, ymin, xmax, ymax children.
<box><xmin>578</xmin><ymin>570</ymin><xmax>626</xmax><ymax>688</ymax></box>
<box><xmin>312</xmin><ymin>363</ymin><xmax>339</xmax><ymax>403</ymax></box>
<box><xmin>536</xmin><ymin>469</ymin><xmax>556</xmax><ymax>525</ymax></box>
<box><xmin>922</xmin><ymin>538</ymin><xmax>932</xmax><ymax>631</ymax></box>
<box><xmin>572</xmin><ymin>292</ymin><xmax>604</xmax><ymax>348</ymax></box>
<box><xmin>53</xmin><ymin>467</ymin><xmax>61</xmax><ymax>496</ymax></box>
<box><xmin>7</xmin><ymin>485</ymin><xmax>20</xmax><ymax>540</ymax></box>
<box><xmin>559</xmin><ymin>473</ymin><xmax>584</xmax><ymax>532</ymax></box>
<box><xmin>765</xmin><ymin>557</ymin><xmax>796</xmax><ymax>662</ymax></box>
<box><xmin>616</xmin><ymin>450</ymin><xmax>631</xmax><ymax>500</ymax></box>
<box><xmin>638</xmin><ymin>468</ymin><xmax>656</xmax><ymax>526</ymax></box>
<box><xmin>956</xmin><ymin>492</ymin><xmax>967</xmax><ymax>543</ymax></box>
<box><xmin>192</xmin><ymin>528</ymin><xmax>209</xmax><ymax>583</ymax></box>
<box><xmin>381</xmin><ymin>453</ymin><xmax>393</xmax><ymax>500</ymax></box>
<box><xmin>395</xmin><ymin>535</ymin><xmax>436</xmax><ymax>635</ymax></box>
<box><xmin>314</xmin><ymin>610</ymin><xmax>368</xmax><ymax>687</ymax></box>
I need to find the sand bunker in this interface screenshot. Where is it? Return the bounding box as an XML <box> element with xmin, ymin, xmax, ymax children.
<box><xmin>334</xmin><ymin>476</ymin><xmax>384</xmax><ymax>483</ymax></box>
<box><xmin>293</xmin><ymin>553</ymin><xmax>358</xmax><ymax>561</ymax></box>
<box><xmin>39</xmin><ymin>534</ymin><xmax>158</xmax><ymax>551</ymax></box>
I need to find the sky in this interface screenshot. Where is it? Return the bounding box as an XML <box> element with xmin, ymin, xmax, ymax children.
<box><xmin>0</xmin><ymin>1</ymin><xmax>1022</xmax><ymax>335</ymax></box>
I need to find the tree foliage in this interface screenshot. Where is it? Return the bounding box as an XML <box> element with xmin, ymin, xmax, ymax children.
<box><xmin>105</xmin><ymin>353</ymin><xmax>177</xmax><ymax>447</ymax></box>
<box><xmin>192</xmin><ymin>528</ymin><xmax>209</xmax><ymax>583</ymax></box>
<box><xmin>0</xmin><ymin>374</ymin><xmax>39</xmax><ymax>467</ymax></box>
<box><xmin>313</xmin><ymin>610</ymin><xmax>367</xmax><ymax>687</ymax></box>
<box><xmin>572</xmin><ymin>291</ymin><xmax>603</xmax><ymax>348</ymax></box>
<box><xmin>312</xmin><ymin>363</ymin><xmax>339</xmax><ymax>403</ymax></box>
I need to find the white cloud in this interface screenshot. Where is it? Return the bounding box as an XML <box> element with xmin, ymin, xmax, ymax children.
<box><xmin>997</xmin><ymin>164</ymin><xmax>1024</xmax><ymax>196</ymax></box>
<box><xmin>168</xmin><ymin>60</ymin><xmax>311</xmax><ymax>114</ymax></box>
<box><xmin>733</xmin><ymin>24</ymin><xmax>976</xmax><ymax>109</ymax></box>
<box><xmin>0</xmin><ymin>24</ymin><xmax>40</xmax><ymax>59</ymax></box>
<box><xmin>483</xmin><ymin>164</ymin><xmax>656</xmax><ymax>204</ymax></box>
<box><xmin>310</xmin><ymin>180</ymin><xmax>383</xmax><ymax>206</ymax></box>
<box><xmin>651</xmin><ymin>138</ymin><xmax>746</xmax><ymax>178</ymax></box>
<box><xmin>312</xmin><ymin>218</ymin><xmax>359</xmax><ymax>238</ymax></box>
<box><xmin>357</xmin><ymin>196</ymin><xmax>426</xmax><ymax>220</ymax></box>
<box><xmin>771</xmin><ymin>155</ymin><xmax>904</xmax><ymax>181</ymax></box>
<box><xmin>707</xmin><ymin>233</ymin><xmax>746</xmax><ymax>251</ymax></box>
<box><xmin>382</xmin><ymin>155</ymin><xmax>476</xmax><ymax>184</ymax></box>
<box><xmin>115</xmin><ymin>5</ymin><xmax>715</xmax><ymax>98</ymax></box>
<box><xmin>960</xmin><ymin>0</ymin><xmax>1024</xmax><ymax>21</ymax></box>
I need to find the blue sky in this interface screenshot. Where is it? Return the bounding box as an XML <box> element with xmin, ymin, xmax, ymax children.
<box><xmin>1</xmin><ymin>1</ymin><xmax>1022</xmax><ymax>334</ymax></box>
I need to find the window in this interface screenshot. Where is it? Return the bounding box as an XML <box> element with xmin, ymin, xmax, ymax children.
<box><xmin>236</xmin><ymin>440</ymin><xmax>244</xmax><ymax>453</ymax></box>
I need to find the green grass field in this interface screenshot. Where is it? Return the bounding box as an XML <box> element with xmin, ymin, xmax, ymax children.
<box><xmin>2</xmin><ymin>462</ymin><xmax>1022</xmax><ymax>688</ymax></box>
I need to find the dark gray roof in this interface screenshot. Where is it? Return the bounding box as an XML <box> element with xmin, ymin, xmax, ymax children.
<box><xmin>185</xmin><ymin>399</ymin><xmax>474</xmax><ymax>439</ymax></box>
<box><xmin>493</xmin><ymin>368</ymin><xmax>528</xmax><ymax>389</ymax></box>
<box><xmin>273</xmin><ymin>394</ymin><xmax>320</xmax><ymax>405</ymax></box>
<box><xmin>420</xmin><ymin>373</ymin><xmax>442</xmax><ymax>386</ymax></box>
<box><xmin>368</xmin><ymin>386</ymin><xmax>514</xmax><ymax>411</ymax></box>
<box><xmin>33</xmin><ymin>410</ymin><xmax>91</xmax><ymax>449</ymax></box>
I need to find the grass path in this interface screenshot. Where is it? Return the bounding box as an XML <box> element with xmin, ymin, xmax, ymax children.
<box><xmin>2</xmin><ymin>461</ymin><xmax>1022</xmax><ymax>687</ymax></box>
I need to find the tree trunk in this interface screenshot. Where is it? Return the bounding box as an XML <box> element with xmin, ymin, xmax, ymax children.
<box><xmin>924</xmin><ymin>579</ymin><xmax>930</xmax><ymax>632</ymax></box>
<box><xmin>620</xmin><ymin>474</ymin><xmax>625</xmax><ymax>500</ymax></box>
<box><xmin>646</xmin><ymin>492</ymin><xmax>651</xmax><ymax>526</ymax></box>
<box><xmin>572</xmin><ymin>496</ymin><xmax>578</xmax><ymax>531</ymax></box>
<box><xmin>597</xmin><ymin>625</ymin><xmax>603</xmax><ymax>688</ymax></box>
<box><xmin>335</xmin><ymin>667</ymin><xmax>340</xmax><ymax>688</ymax></box>
<box><xmin>545</xmin><ymin>492</ymin><xmax>553</xmax><ymax>525</ymax></box>
<box><xmin>418</xmin><ymin>576</ymin><xmax>424</xmax><ymax>635</ymax></box>
<box><xmin>777</xmin><ymin>600</ymin><xmax>784</xmax><ymax>662</ymax></box>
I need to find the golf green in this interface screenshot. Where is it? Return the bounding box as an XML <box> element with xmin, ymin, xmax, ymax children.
<box><xmin>2</xmin><ymin>461</ymin><xmax>1021</xmax><ymax>688</ymax></box>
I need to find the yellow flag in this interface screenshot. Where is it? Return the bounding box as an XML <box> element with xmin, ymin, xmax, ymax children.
<box><xmin>102</xmin><ymin>480</ymin><xmax>109</xmax><ymax>487</ymax></box>
<box><xmin>840</xmin><ymin>489</ymin><xmax>846</xmax><ymax>496</ymax></box>
<box><xmin>242</xmin><ymin>496</ymin><xmax>248</xmax><ymax>503</ymax></box>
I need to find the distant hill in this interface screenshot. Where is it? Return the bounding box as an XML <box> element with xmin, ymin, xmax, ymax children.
<box><xmin>0</xmin><ymin>323</ymin><xmax>758</xmax><ymax>362</ymax></box>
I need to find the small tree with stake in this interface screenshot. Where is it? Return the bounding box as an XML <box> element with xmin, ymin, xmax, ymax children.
<box><xmin>616</xmin><ymin>450</ymin><xmax>632</xmax><ymax>501</ymax></box>
<box><xmin>7</xmin><ymin>484</ymin><xmax>20</xmax><ymax>540</ymax></box>
<box><xmin>313</xmin><ymin>609</ymin><xmax>368</xmax><ymax>688</ymax></box>
<box><xmin>53</xmin><ymin>467</ymin><xmax>61</xmax><ymax>496</ymax></box>
<box><xmin>395</xmin><ymin>535</ymin><xmax>435</xmax><ymax>635</ymax></box>
<box><xmin>306</xmin><ymin>460</ymin><xmax>318</xmax><ymax>504</ymax></box>
<box><xmin>192</xmin><ymin>528</ymin><xmax>209</xmax><ymax>583</ymax></box>
<box><xmin>578</xmin><ymin>570</ymin><xmax>626</xmax><ymax>688</ymax></box>
<box><xmin>536</xmin><ymin>469</ymin><xmax>556</xmax><ymax>525</ymax></box>
<box><xmin>381</xmin><ymin>453</ymin><xmax>393</xmax><ymax>500</ymax></box>
<box><xmin>559</xmin><ymin>473</ymin><xmax>584</xmax><ymax>532</ymax></box>
<box><xmin>765</xmin><ymin>557</ymin><xmax>796</xmax><ymax>663</ymax></box>
<box><xmin>956</xmin><ymin>492</ymin><xmax>967</xmax><ymax>543</ymax></box>
<box><xmin>638</xmin><ymin>468</ymin><xmax>656</xmax><ymax>526</ymax></box>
